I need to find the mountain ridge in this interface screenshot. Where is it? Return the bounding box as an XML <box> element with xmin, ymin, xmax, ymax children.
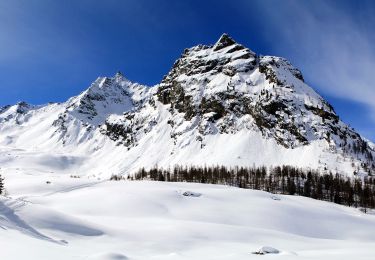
<box><xmin>0</xmin><ymin>34</ymin><xmax>374</xmax><ymax>177</ymax></box>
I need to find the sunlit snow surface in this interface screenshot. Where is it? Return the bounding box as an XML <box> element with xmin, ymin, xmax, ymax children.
<box><xmin>1</xmin><ymin>156</ymin><xmax>375</xmax><ymax>260</ymax></box>
<box><xmin>1</xmin><ymin>35</ymin><xmax>375</xmax><ymax>259</ymax></box>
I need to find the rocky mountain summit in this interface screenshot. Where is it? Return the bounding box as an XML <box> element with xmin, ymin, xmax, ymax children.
<box><xmin>0</xmin><ymin>34</ymin><xmax>374</xmax><ymax>176</ymax></box>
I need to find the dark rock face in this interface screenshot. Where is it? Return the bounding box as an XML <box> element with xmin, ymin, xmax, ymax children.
<box><xmin>213</xmin><ymin>33</ymin><xmax>237</xmax><ymax>51</ymax></box>
<box><xmin>103</xmin><ymin>120</ymin><xmax>136</xmax><ymax>147</ymax></box>
<box><xmin>0</xmin><ymin>105</ymin><xmax>11</xmax><ymax>114</ymax></box>
<box><xmin>15</xmin><ymin>102</ymin><xmax>31</xmax><ymax>114</ymax></box>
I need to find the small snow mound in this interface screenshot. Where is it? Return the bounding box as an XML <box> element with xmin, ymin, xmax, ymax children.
<box><xmin>88</xmin><ymin>252</ymin><xmax>128</xmax><ymax>260</ymax></box>
<box><xmin>182</xmin><ymin>191</ymin><xmax>202</xmax><ymax>197</ymax></box>
<box><xmin>253</xmin><ymin>246</ymin><xmax>280</xmax><ymax>255</ymax></box>
<box><xmin>270</xmin><ymin>195</ymin><xmax>281</xmax><ymax>201</ymax></box>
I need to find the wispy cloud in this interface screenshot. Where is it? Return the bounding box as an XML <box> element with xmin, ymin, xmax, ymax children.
<box><xmin>241</xmin><ymin>0</ymin><xmax>375</xmax><ymax>123</ymax></box>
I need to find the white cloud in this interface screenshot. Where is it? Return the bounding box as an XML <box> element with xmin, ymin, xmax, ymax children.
<box><xmin>242</xmin><ymin>0</ymin><xmax>375</xmax><ymax>123</ymax></box>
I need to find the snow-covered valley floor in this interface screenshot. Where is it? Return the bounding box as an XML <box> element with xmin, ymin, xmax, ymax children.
<box><xmin>1</xmin><ymin>167</ymin><xmax>375</xmax><ymax>260</ymax></box>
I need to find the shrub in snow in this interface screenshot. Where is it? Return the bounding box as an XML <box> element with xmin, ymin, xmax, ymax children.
<box><xmin>110</xmin><ymin>174</ymin><xmax>125</xmax><ymax>181</ymax></box>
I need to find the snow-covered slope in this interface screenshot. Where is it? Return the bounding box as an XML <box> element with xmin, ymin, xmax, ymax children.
<box><xmin>1</xmin><ymin>175</ymin><xmax>375</xmax><ymax>260</ymax></box>
<box><xmin>0</xmin><ymin>34</ymin><xmax>374</xmax><ymax>177</ymax></box>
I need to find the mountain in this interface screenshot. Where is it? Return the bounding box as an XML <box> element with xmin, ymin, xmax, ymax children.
<box><xmin>0</xmin><ymin>34</ymin><xmax>374</xmax><ymax>177</ymax></box>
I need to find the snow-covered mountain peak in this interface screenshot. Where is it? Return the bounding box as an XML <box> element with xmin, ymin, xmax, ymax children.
<box><xmin>159</xmin><ymin>34</ymin><xmax>256</xmax><ymax>95</ymax></box>
<box><xmin>149</xmin><ymin>37</ymin><xmax>374</xmax><ymax>174</ymax></box>
<box><xmin>114</xmin><ymin>70</ymin><xmax>124</xmax><ymax>80</ymax></box>
<box><xmin>15</xmin><ymin>101</ymin><xmax>31</xmax><ymax>111</ymax></box>
<box><xmin>0</xmin><ymin>101</ymin><xmax>36</xmax><ymax>123</ymax></box>
<box><xmin>60</xmin><ymin>73</ymin><xmax>147</xmax><ymax>125</ymax></box>
<box><xmin>0</xmin><ymin>35</ymin><xmax>374</xmax><ymax>176</ymax></box>
<box><xmin>213</xmin><ymin>33</ymin><xmax>237</xmax><ymax>51</ymax></box>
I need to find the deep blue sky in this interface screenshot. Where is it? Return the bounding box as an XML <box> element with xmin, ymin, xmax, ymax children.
<box><xmin>0</xmin><ymin>0</ymin><xmax>374</xmax><ymax>141</ymax></box>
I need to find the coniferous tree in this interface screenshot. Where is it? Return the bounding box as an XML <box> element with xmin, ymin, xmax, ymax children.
<box><xmin>0</xmin><ymin>174</ymin><xmax>4</xmax><ymax>195</ymax></box>
<box><xmin>287</xmin><ymin>177</ymin><xmax>296</xmax><ymax>195</ymax></box>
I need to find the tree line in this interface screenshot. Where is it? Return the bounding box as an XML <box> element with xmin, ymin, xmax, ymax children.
<box><xmin>130</xmin><ymin>165</ymin><xmax>375</xmax><ymax>211</ymax></box>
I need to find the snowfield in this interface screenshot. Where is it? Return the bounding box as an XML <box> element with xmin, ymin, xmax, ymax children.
<box><xmin>1</xmin><ymin>34</ymin><xmax>375</xmax><ymax>259</ymax></box>
<box><xmin>1</xmin><ymin>166</ymin><xmax>375</xmax><ymax>259</ymax></box>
